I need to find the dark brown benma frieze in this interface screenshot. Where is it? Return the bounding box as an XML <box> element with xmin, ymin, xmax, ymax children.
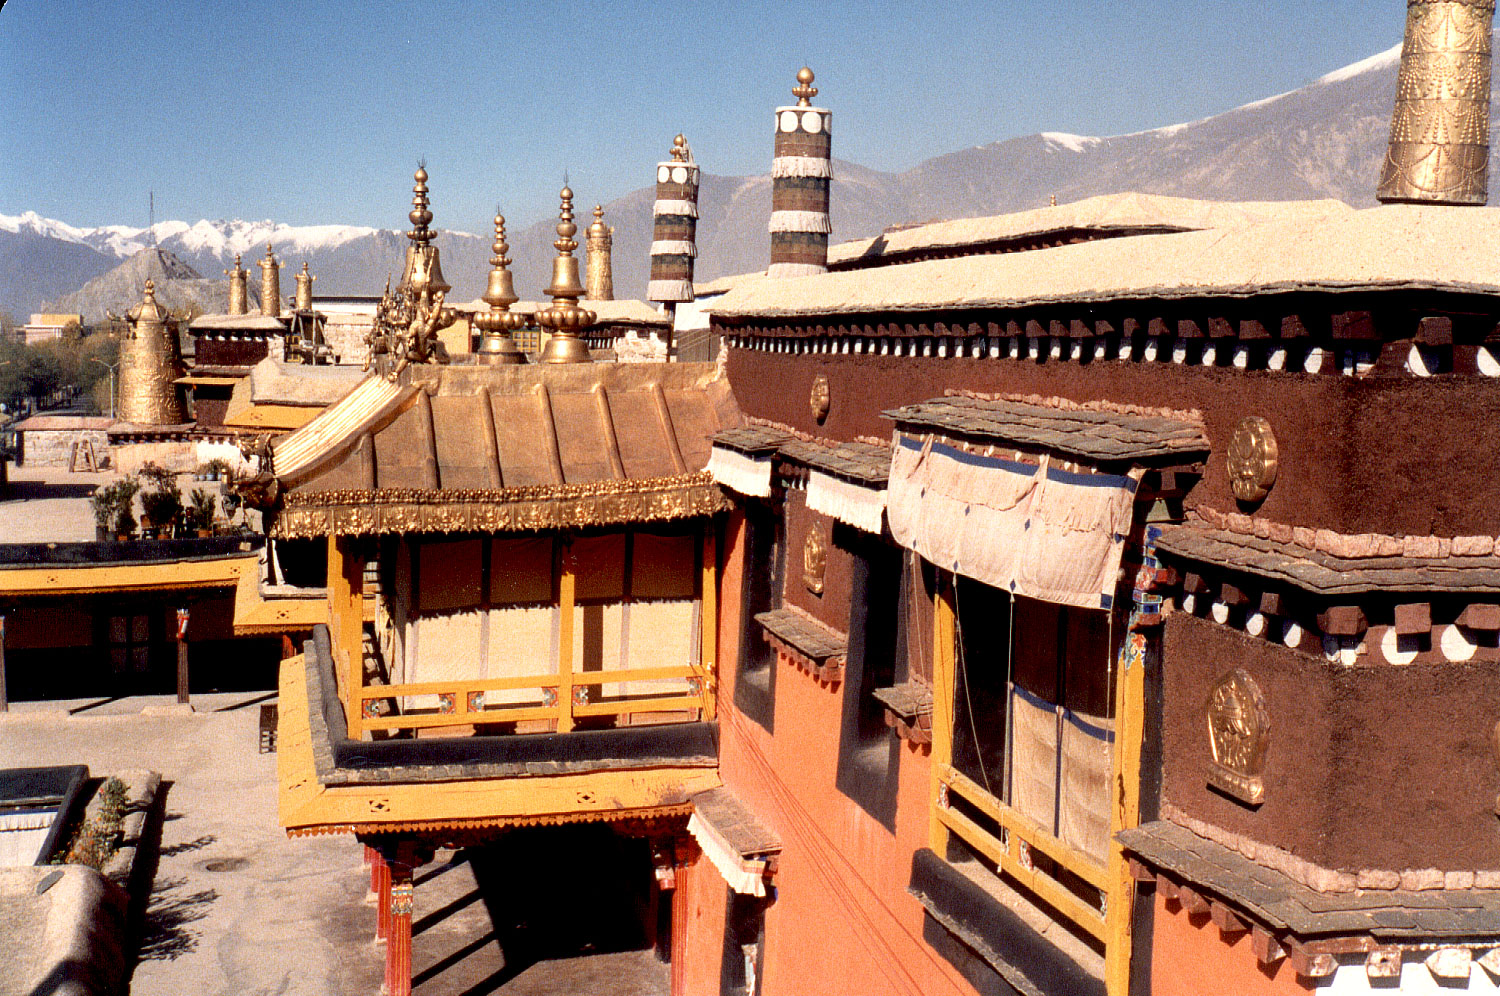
<box><xmin>1161</xmin><ymin>612</ymin><xmax>1500</xmax><ymax>873</ymax></box>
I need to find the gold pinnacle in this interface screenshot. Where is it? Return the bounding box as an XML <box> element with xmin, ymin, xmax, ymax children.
<box><xmin>408</xmin><ymin>166</ymin><xmax>433</xmax><ymax>244</ymax></box>
<box><xmin>793</xmin><ymin>66</ymin><xmax>817</xmax><ymax>106</ymax></box>
<box><xmin>670</xmin><ymin>134</ymin><xmax>689</xmax><ymax>162</ymax></box>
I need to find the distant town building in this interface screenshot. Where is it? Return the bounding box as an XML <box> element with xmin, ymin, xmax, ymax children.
<box><xmin>15</xmin><ymin>313</ymin><xmax>83</xmax><ymax>345</ymax></box>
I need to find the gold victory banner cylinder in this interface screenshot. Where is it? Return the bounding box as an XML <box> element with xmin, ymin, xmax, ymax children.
<box><xmin>1378</xmin><ymin>0</ymin><xmax>1495</xmax><ymax>205</ymax></box>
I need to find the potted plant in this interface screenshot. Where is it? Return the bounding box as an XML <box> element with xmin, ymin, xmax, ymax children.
<box><xmin>207</xmin><ymin>457</ymin><xmax>232</xmax><ymax>482</ymax></box>
<box><xmin>90</xmin><ymin>484</ymin><xmax>114</xmax><ymax>542</ymax></box>
<box><xmin>112</xmin><ymin>477</ymin><xmax>139</xmax><ymax>540</ymax></box>
<box><xmin>187</xmin><ymin>488</ymin><xmax>217</xmax><ymax>537</ymax></box>
<box><xmin>138</xmin><ymin>463</ymin><xmax>183</xmax><ymax>539</ymax></box>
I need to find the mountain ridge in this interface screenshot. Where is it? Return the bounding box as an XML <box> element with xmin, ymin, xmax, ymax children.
<box><xmin>7</xmin><ymin>38</ymin><xmax>1489</xmax><ymax>319</ymax></box>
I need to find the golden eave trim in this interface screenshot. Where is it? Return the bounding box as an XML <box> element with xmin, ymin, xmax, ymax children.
<box><xmin>271</xmin><ymin>472</ymin><xmax>731</xmax><ymax>538</ymax></box>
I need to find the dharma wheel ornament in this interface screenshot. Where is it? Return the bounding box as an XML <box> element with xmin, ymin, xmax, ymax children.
<box><xmin>1227</xmin><ymin>416</ymin><xmax>1278</xmax><ymax>503</ymax></box>
<box><xmin>1378</xmin><ymin>0</ymin><xmax>1495</xmax><ymax>205</ymax></box>
<box><xmin>536</xmin><ymin>185</ymin><xmax>596</xmax><ymax>364</ymax></box>
<box><xmin>1206</xmin><ymin>668</ymin><xmax>1270</xmax><ymax>806</ymax></box>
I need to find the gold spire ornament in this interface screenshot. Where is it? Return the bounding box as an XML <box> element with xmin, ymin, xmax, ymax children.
<box><xmin>117</xmin><ymin>279</ymin><xmax>187</xmax><ymax>425</ymax></box>
<box><xmin>1377</xmin><ymin>0</ymin><xmax>1495</xmax><ymax>205</ymax></box>
<box><xmin>536</xmin><ymin>185</ymin><xmax>596</xmax><ymax>364</ymax></box>
<box><xmin>365</xmin><ymin>165</ymin><xmax>457</xmax><ymax>379</ymax></box>
<box><xmin>294</xmin><ymin>261</ymin><xmax>316</xmax><ymax>312</ymax></box>
<box><xmin>474</xmin><ymin>213</ymin><xmax>528</xmax><ymax>364</ymax></box>
<box><xmin>793</xmin><ymin>66</ymin><xmax>818</xmax><ymax>106</ymax></box>
<box><xmin>224</xmin><ymin>254</ymin><xmax>249</xmax><ymax>315</ymax></box>
<box><xmin>585</xmin><ymin>205</ymin><xmax>614</xmax><ymax>301</ymax></box>
<box><xmin>256</xmin><ymin>243</ymin><xmax>282</xmax><ymax>317</ymax></box>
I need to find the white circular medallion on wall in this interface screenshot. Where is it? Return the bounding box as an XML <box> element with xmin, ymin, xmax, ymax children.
<box><xmin>1380</xmin><ymin>626</ymin><xmax>1418</xmax><ymax>666</ymax></box>
<box><xmin>779</xmin><ymin>110</ymin><xmax>799</xmax><ymax>133</ymax></box>
<box><xmin>1182</xmin><ymin>594</ymin><xmax>1196</xmax><ymax>614</ymax></box>
<box><xmin>671</xmin><ymin>166</ymin><xmax>688</xmax><ymax>184</ymax></box>
<box><xmin>801</xmin><ymin>110</ymin><xmax>822</xmax><ymax>133</ymax></box>
<box><xmin>1304</xmin><ymin>347</ymin><xmax>1324</xmax><ymax>374</ymax></box>
<box><xmin>657</xmin><ymin>166</ymin><xmax>670</xmax><ymax>183</ymax></box>
<box><xmin>1211</xmin><ymin>602</ymin><xmax>1230</xmax><ymax>625</ymax></box>
<box><xmin>1245</xmin><ymin>612</ymin><xmax>1266</xmax><ymax>637</ymax></box>
<box><xmin>1406</xmin><ymin>345</ymin><xmax>1432</xmax><ymax>378</ymax></box>
<box><xmin>1440</xmin><ymin>624</ymin><xmax>1478</xmax><ymax>662</ymax></box>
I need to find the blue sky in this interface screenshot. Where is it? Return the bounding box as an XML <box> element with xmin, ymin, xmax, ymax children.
<box><xmin>0</xmin><ymin>0</ymin><xmax>1400</xmax><ymax>233</ymax></box>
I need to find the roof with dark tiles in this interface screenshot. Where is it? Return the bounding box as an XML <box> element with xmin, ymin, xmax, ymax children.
<box><xmin>883</xmin><ymin>396</ymin><xmax>1208</xmax><ymax>463</ymax></box>
<box><xmin>1120</xmin><ymin>820</ymin><xmax>1500</xmax><ymax>941</ymax></box>
<box><xmin>755</xmin><ymin>606</ymin><xmax>848</xmax><ymax>664</ymax></box>
<box><xmin>1156</xmin><ymin>525</ymin><xmax>1500</xmax><ymax>595</ymax></box>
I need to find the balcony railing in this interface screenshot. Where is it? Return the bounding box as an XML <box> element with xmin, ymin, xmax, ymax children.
<box><xmin>353</xmin><ymin>662</ymin><xmax>711</xmax><ymax>736</ymax></box>
<box><xmin>935</xmin><ymin>763</ymin><xmax>1109</xmax><ymax>942</ymax></box>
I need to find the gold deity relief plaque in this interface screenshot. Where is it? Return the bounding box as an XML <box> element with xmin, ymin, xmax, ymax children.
<box><xmin>1227</xmin><ymin>416</ymin><xmax>1278</xmax><ymax>504</ymax></box>
<box><xmin>809</xmin><ymin>373</ymin><xmax>831</xmax><ymax>423</ymax></box>
<box><xmin>803</xmin><ymin>528</ymin><xmax>827</xmax><ymax>595</ymax></box>
<box><xmin>1206</xmin><ymin>668</ymin><xmax>1270</xmax><ymax>806</ymax></box>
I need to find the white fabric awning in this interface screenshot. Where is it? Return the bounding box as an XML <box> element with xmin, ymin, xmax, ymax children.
<box><xmin>806</xmin><ymin>469</ymin><xmax>885</xmax><ymax>534</ymax></box>
<box><xmin>887</xmin><ymin>433</ymin><xmax>1142</xmax><ymax>609</ymax></box>
<box><xmin>708</xmin><ymin>446</ymin><xmax>774</xmax><ymax>498</ymax></box>
<box><xmin>687</xmin><ymin>811</ymin><xmax>769</xmax><ymax>897</ymax></box>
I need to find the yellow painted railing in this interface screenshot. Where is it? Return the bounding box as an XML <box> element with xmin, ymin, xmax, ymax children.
<box><xmin>353</xmin><ymin>662</ymin><xmax>709</xmax><ymax>734</ymax></box>
<box><xmin>935</xmin><ymin>765</ymin><xmax>1110</xmax><ymax>943</ymax></box>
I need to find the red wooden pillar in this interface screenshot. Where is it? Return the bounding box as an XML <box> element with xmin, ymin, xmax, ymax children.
<box><xmin>385</xmin><ymin>857</ymin><xmax>414</xmax><ymax>996</ymax></box>
<box><xmin>376</xmin><ymin>851</ymin><xmax>391</xmax><ymax>942</ymax></box>
<box><xmin>174</xmin><ymin>607</ymin><xmax>191</xmax><ymax>705</ymax></box>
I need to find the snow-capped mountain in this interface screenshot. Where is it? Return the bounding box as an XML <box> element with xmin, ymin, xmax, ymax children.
<box><xmin>2</xmin><ymin>37</ymin><xmax>1481</xmax><ymax>317</ymax></box>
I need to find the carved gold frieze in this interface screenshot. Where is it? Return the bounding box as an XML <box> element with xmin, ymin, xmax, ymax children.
<box><xmin>803</xmin><ymin>528</ymin><xmax>827</xmax><ymax>594</ymax></box>
<box><xmin>1227</xmin><ymin>416</ymin><xmax>1278</xmax><ymax>503</ymax></box>
<box><xmin>1378</xmin><ymin>0</ymin><xmax>1494</xmax><ymax>205</ymax></box>
<box><xmin>1206</xmin><ymin>668</ymin><xmax>1270</xmax><ymax>806</ymax></box>
<box><xmin>270</xmin><ymin>473</ymin><xmax>730</xmax><ymax>538</ymax></box>
<box><xmin>809</xmin><ymin>373</ymin><xmax>831</xmax><ymax>422</ymax></box>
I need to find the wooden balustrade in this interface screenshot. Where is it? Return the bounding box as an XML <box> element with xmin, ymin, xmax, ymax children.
<box><xmin>352</xmin><ymin>661</ymin><xmax>709</xmax><ymax>735</ymax></box>
<box><xmin>935</xmin><ymin>763</ymin><xmax>1109</xmax><ymax>941</ymax></box>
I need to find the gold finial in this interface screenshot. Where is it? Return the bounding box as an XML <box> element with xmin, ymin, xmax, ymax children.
<box><xmin>144</xmin><ymin>278</ymin><xmax>156</xmax><ymax>298</ymax></box>
<box><xmin>588</xmin><ymin>204</ymin><xmax>608</xmax><ymax>237</ymax></box>
<box><xmin>294</xmin><ymin>261</ymin><xmax>316</xmax><ymax>311</ymax></box>
<box><xmin>793</xmin><ymin>66</ymin><xmax>817</xmax><ymax>106</ymax></box>
<box><xmin>537</xmin><ymin>185</ymin><xmax>595</xmax><ymax>363</ymax></box>
<box><xmin>408</xmin><ymin>165</ymin><xmax>434</xmax><ymax>244</ymax></box>
<box><xmin>670</xmin><ymin>134</ymin><xmax>689</xmax><ymax>162</ymax></box>
<box><xmin>586</xmin><ymin>205</ymin><xmax>614</xmax><ymax>301</ymax></box>
<box><xmin>475</xmin><ymin>212</ymin><xmax>526</xmax><ymax>364</ymax></box>
<box><xmin>1049</xmin><ymin>194</ymin><xmax>1057</xmax><ymax>207</ymax></box>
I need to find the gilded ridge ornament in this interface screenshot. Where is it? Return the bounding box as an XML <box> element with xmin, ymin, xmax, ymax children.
<box><xmin>1378</xmin><ymin>0</ymin><xmax>1495</xmax><ymax>205</ymax></box>
<box><xmin>365</xmin><ymin>167</ymin><xmax>457</xmax><ymax>379</ymax></box>
<box><xmin>1206</xmin><ymin>668</ymin><xmax>1270</xmax><ymax>806</ymax></box>
<box><xmin>809</xmin><ymin>373</ymin><xmax>831</xmax><ymax>422</ymax></box>
<box><xmin>803</xmin><ymin>528</ymin><xmax>827</xmax><ymax>595</ymax></box>
<box><xmin>1227</xmin><ymin>416</ymin><xmax>1278</xmax><ymax>503</ymax></box>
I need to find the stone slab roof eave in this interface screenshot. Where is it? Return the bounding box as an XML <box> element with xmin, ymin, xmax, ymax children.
<box><xmin>1121</xmin><ymin>820</ymin><xmax>1500</xmax><ymax>943</ymax></box>
<box><xmin>1156</xmin><ymin>525</ymin><xmax>1500</xmax><ymax>596</ymax></box>
<box><xmin>884</xmin><ymin>397</ymin><xmax>1209</xmax><ymax>465</ymax></box>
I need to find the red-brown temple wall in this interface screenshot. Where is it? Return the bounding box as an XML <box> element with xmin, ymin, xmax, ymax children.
<box><xmin>679</xmin><ymin>510</ymin><xmax>978</xmax><ymax>996</ymax></box>
<box><xmin>723</xmin><ymin>348</ymin><xmax>1500</xmax><ymax>537</ymax></box>
<box><xmin>1149</xmin><ymin>892</ymin><xmax>1312</xmax><ymax>995</ymax></box>
<box><xmin>1162</xmin><ymin>611</ymin><xmax>1500</xmax><ymax>872</ymax></box>
<box><xmin>779</xmin><ymin>489</ymin><xmax>855</xmax><ymax>632</ymax></box>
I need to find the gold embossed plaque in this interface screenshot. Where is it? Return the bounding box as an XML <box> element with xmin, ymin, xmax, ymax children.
<box><xmin>1206</xmin><ymin>668</ymin><xmax>1270</xmax><ymax>805</ymax></box>
<box><xmin>803</xmin><ymin>529</ymin><xmax>826</xmax><ymax>595</ymax></box>
<box><xmin>809</xmin><ymin>373</ymin><xmax>831</xmax><ymax>422</ymax></box>
<box><xmin>1378</xmin><ymin>0</ymin><xmax>1495</xmax><ymax>205</ymax></box>
<box><xmin>1227</xmin><ymin>416</ymin><xmax>1278</xmax><ymax>503</ymax></box>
